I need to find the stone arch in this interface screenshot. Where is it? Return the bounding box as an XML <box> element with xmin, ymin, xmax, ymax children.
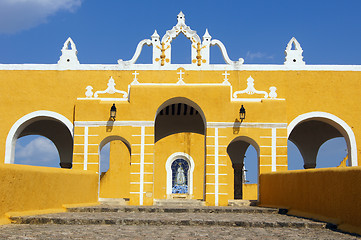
<box><xmin>227</xmin><ymin>136</ymin><xmax>260</xmax><ymax>199</ymax></box>
<box><xmin>165</xmin><ymin>152</ymin><xmax>195</xmax><ymax>195</ymax></box>
<box><xmin>288</xmin><ymin>112</ymin><xmax>357</xmax><ymax>167</ymax></box>
<box><xmin>154</xmin><ymin>97</ymin><xmax>206</xmax><ymax>142</ymax></box>
<box><xmin>5</xmin><ymin>110</ymin><xmax>73</xmax><ymax>168</ymax></box>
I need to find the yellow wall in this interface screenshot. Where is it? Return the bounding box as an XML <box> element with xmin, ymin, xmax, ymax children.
<box><xmin>0</xmin><ymin>164</ymin><xmax>98</xmax><ymax>224</ymax></box>
<box><xmin>154</xmin><ymin>132</ymin><xmax>205</xmax><ymax>200</ymax></box>
<box><xmin>242</xmin><ymin>184</ymin><xmax>258</xmax><ymax>200</ymax></box>
<box><xmin>259</xmin><ymin>167</ymin><xmax>361</xmax><ymax>235</ymax></box>
<box><xmin>99</xmin><ymin>140</ymin><xmax>131</xmax><ymax>198</ymax></box>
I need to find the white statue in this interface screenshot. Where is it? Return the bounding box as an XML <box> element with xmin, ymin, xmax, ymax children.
<box><xmin>176</xmin><ymin>163</ymin><xmax>186</xmax><ymax>186</ymax></box>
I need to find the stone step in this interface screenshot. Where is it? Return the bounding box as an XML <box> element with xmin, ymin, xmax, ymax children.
<box><xmin>98</xmin><ymin>198</ymin><xmax>129</xmax><ymax>206</ymax></box>
<box><xmin>67</xmin><ymin>205</ymin><xmax>278</xmax><ymax>214</ymax></box>
<box><xmin>153</xmin><ymin>199</ymin><xmax>205</xmax><ymax>207</ymax></box>
<box><xmin>228</xmin><ymin>199</ymin><xmax>258</xmax><ymax>207</ymax></box>
<box><xmin>9</xmin><ymin>211</ymin><xmax>328</xmax><ymax>229</ymax></box>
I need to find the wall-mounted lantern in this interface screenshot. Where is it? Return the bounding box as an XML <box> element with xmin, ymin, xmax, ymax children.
<box><xmin>110</xmin><ymin>103</ymin><xmax>117</xmax><ymax>121</ymax></box>
<box><xmin>239</xmin><ymin>105</ymin><xmax>246</xmax><ymax>122</ymax></box>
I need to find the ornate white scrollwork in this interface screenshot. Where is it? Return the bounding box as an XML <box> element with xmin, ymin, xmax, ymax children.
<box><xmin>211</xmin><ymin>40</ymin><xmax>244</xmax><ymax>66</ymax></box>
<box><xmin>117</xmin><ymin>12</ymin><xmax>244</xmax><ymax>67</ymax></box>
<box><xmin>233</xmin><ymin>76</ymin><xmax>278</xmax><ymax>99</ymax></box>
<box><xmin>85</xmin><ymin>77</ymin><xmax>128</xmax><ymax>99</ymax></box>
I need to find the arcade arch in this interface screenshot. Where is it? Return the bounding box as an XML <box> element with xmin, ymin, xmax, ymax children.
<box><xmin>288</xmin><ymin>112</ymin><xmax>357</xmax><ymax>168</ymax></box>
<box><xmin>227</xmin><ymin>136</ymin><xmax>260</xmax><ymax>199</ymax></box>
<box><xmin>98</xmin><ymin>136</ymin><xmax>131</xmax><ymax>199</ymax></box>
<box><xmin>5</xmin><ymin>111</ymin><xmax>74</xmax><ymax>168</ymax></box>
<box><xmin>154</xmin><ymin>97</ymin><xmax>206</xmax><ymax>143</ymax></box>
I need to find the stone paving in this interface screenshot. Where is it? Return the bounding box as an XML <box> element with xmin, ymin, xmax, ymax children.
<box><xmin>0</xmin><ymin>205</ymin><xmax>359</xmax><ymax>239</ymax></box>
<box><xmin>1</xmin><ymin>224</ymin><xmax>359</xmax><ymax>239</ymax></box>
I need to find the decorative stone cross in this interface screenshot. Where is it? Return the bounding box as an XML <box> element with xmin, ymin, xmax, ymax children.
<box><xmin>177</xmin><ymin>69</ymin><xmax>184</xmax><ymax>81</ymax></box>
<box><xmin>132</xmin><ymin>71</ymin><xmax>139</xmax><ymax>84</ymax></box>
<box><xmin>222</xmin><ymin>71</ymin><xmax>230</xmax><ymax>81</ymax></box>
<box><xmin>222</xmin><ymin>71</ymin><xmax>230</xmax><ymax>85</ymax></box>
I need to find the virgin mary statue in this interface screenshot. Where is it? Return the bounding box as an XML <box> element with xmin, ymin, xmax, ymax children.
<box><xmin>176</xmin><ymin>163</ymin><xmax>186</xmax><ymax>186</ymax></box>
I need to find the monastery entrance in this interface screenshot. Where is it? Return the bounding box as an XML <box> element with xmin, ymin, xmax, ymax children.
<box><xmin>227</xmin><ymin>137</ymin><xmax>259</xmax><ymax>199</ymax></box>
<box><xmin>154</xmin><ymin>98</ymin><xmax>206</xmax><ymax>200</ymax></box>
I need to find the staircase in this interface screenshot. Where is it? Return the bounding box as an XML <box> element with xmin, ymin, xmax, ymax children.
<box><xmin>9</xmin><ymin>205</ymin><xmax>328</xmax><ymax>229</ymax></box>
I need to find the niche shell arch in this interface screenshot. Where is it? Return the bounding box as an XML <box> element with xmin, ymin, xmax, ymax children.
<box><xmin>166</xmin><ymin>152</ymin><xmax>195</xmax><ymax>195</ymax></box>
<box><xmin>287</xmin><ymin>112</ymin><xmax>357</xmax><ymax>167</ymax></box>
<box><xmin>5</xmin><ymin>110</ymin><xmax>74</xmax><ymax>165</ymax></box>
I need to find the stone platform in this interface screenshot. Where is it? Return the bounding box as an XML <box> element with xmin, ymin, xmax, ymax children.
<box><xmin>1</xmin><ymin>205</ymin><xmax>360</xmax><ymax>239</ymax></box>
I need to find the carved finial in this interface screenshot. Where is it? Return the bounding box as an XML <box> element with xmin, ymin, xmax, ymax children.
<box><xmin>203</xmin><ymin>29</ymin><xmax>211</xmax><ymax>42</ymax></box>
<box><xmin>284</xmin><ymin>37</ymin><xmax>305</xmax><ymax>66</ymax></box>
<box><xmin>58</xmin><ymin>37</ymin><xmax>80</xmax><ymax>66</ymax></box>
<box><xmin>85</xmin><ymin>86</ymin><xmax>93</xmax><ymax>98</ymax></box>
<box><xmin>151</xmin><ymin>30</ymin><xmax>160</xmax><ymax>39</ymax></box>
<box><xmin>177</xmin><ymin>11</ymin><xmax>185</xmax><ymax>25</ymax></box>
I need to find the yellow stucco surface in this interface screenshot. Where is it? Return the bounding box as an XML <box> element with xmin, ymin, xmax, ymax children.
<box><xmin>259</xmin><ymin>167</ymin><xmax>361</xmax><ymax>235</ymax></box>
<box><xmin>242</xmin><ymin>184</ymin><xmax>258</xmax><ymax>200</ymax></box>
<box><xmin>0</xmin><ymin>164</ymin><xmax>98</xmax><ymax>223</ymax></box>
<box><xmin>0</xmin><ymin>69</ymin><xmax>360</xmax><ymax>206</ymax></box>
<box><xmin>99</xmin><ymin>140</ymin><xmax>131</xmax><ymax>199</ymax></box>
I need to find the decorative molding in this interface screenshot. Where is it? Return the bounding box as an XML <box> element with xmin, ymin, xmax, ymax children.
<box><xmin>284</xmin><ymin>37</ymin><xmax>305</xmax><ymax>66</ymax></box>
<box><xmin>211</xmin><ymin>39</ymin><xmax>244</xmax><ymax>66</ymax></box>
<box><xmin>233</xmin><ymin>76</ymin><xmax>278</xmax><ymax>99</ymax></box>
<box><xmin>118</xmin><ymin>39</ymin><xmax>152</xmax><ymax>66</ymax></box>
<box><xmin>84</xmin><ymin>76</ymin><xmax>128</xmax><ymax>100</ymax></box>
<box><xmin>57</xmin><ymin>37</ymin><xmax>80</xmax><ymax>68</ymax></box>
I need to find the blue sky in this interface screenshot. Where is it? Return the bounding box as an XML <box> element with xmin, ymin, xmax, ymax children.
<box><xmin>4</xmin><ymin>1</ymin><xmax>355</xmax><ymax>180</ymax></box>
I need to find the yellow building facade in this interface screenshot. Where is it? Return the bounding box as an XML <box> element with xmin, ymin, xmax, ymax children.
<box><xmin>0</xmin><ymin>12</ymin><xmax>360</xmax><ymax>206</ymax></box>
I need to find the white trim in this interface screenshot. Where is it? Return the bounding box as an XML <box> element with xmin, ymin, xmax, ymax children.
<box><xmin>288</xmin><ymin>112</ymin><xmax>357</xmax><ymax>166</ymax></box>
<box><xmin>139</xmin><ymin>126</ymin><xmax>145</xmax><ymax>205</ymax></box>
<box><xmin>165</xmin><ymin>152</ymin><xmax>195</xmax><ymax>195</ymax></box>
<box><xmin>260</xmin><ymin>136</ymin><xmax>287</xmax><ymax>139</ymax></box>
<box><xmin>207</xmin><ymin>122</ymin><xmax>287</xmax><ymax>128</ymax></box>
<box><xmin>3</xmin><ymin>63</ymin><xmax>361</xmax><ymax>71</ymax></box>
<box><xmin>214</xmin><ymin>128</ymin><xmax>219</xmax><ymax>206</ymax></box>
<box><xmin>83</xmin><ymin>126</ymin><xmax>88</xmax><ymax>170</ymax></box>
<box><xmin>75</xmin><ymin>121</ymin><xmax>154</xmax><ymax>127</ymax></box>
<box><xmin>77</xmin><ymin>98</ymin><xmax>128</xmax><ymax>101</ymax></box>
<box><xmin>5</xmin><ymin>110</ymin><xmax>74</xmax><ymax>164</ymax></box>
<box><xmin>271</xmin><ymin>128</ymin><xmax>277</xmax><ymax>172</ymax></box>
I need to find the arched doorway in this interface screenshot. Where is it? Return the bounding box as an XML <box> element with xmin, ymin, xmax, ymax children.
<box><xmin>5</xmin><ymin>111</ymin><xmax>73</xmax><ymax>168</ymax></box>
<box><xmin>98</xmin><ymin>136</ymin><xmax>131</xmax><ymax>199</ymax></box>
<box><xmin>227</xmin><ymin>136</ymin><xmax>260</xmax><ymax>200</ymax></box>
<box><xmin>288</xmin><ymin>112</ymin><xmax>357</xmax><ymax>168</ymax></box>
<box><xmin>154</xmin><ymin>97</ymin><xmax>206</xmax><ymax>200</ymax></box>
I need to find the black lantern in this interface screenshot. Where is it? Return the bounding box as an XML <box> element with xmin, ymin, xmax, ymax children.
<box><xmin>239</xmin><ymin>105</ymin><xmax>246</xmax><ymax>122</ymax></box>
<box><xmin>110</xmin><ymin>103</ymin><xmax>117</xmax><ymax>121</ymax></box>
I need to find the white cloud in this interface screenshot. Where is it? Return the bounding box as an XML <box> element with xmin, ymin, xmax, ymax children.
<box><xmin>0</xmin><ymin>0</ymin><xmax>82</xmax><ymax>34</ymax></box>
<box><xmin>15</xmin><ymin>136</ymin><xmax>59</xmax><ymax>165</ymax></box>
<box><xmin>245</xmin><ymin>51</ymin><xmax>274</xmax><ymax>61</ymax></box>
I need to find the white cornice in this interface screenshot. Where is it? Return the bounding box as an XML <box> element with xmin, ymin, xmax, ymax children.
<box><xmin>1</xmin><ymin>63</ymin><xmax>361</xmax><ymax>71</ymax></box>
